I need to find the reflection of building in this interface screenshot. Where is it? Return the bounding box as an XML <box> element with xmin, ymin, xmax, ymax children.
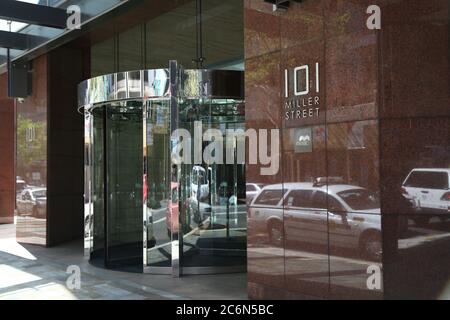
<box><xmin>0</xmin><ymin>0</ymin><xmax>449</xmax><ymax>300</ymax></box>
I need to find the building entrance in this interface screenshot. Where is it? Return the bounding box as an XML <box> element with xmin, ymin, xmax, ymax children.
<box><xmin>81</xmin><ymin>63</ymin><xmax>245</xmax><ymax>274</ymax></box>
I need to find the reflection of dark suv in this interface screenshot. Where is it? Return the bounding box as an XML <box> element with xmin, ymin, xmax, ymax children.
<box><xmin>17</xmin><ymin>188</ymin><xmax>46</xmax><ymax>218</ymax></box>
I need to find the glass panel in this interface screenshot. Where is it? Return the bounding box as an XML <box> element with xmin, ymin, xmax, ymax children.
<box><xmin>118</xmin><ymin>25</ymin><xmax>144</xmax><ymax>72</ymax></box>
<box><xmin>15</xmin><ymin>57</ymin><xmax>48</xmax><ymax>246</ymax></box>
<box><xmin>83</xmin><ymin>67</ymin><xmax>245</xmax><ymax>274</ymax></box>
<box><xmin>145</xmin><ymin>1</ymin><xmax>196</xmax><ymax>69</ymax></box>
<box><xmin>202</xmin><ymin>0</ymin><xmax>244</xmax><ymax>69</ymax></box>
<box><xmin>91</xmin><ymin>38</ymin><xmax>115</xmax><ymax>78</ymax></box>
<box><xmin>106</xmin><ymin>101</ymin><xmax>143</xmax><ymax>268</ymax></box>
<box><xmin>1</xmin><ymin>0</ymin><xmax>123</xmax><ymax>68</ymax></box>
<box><xmin>84</xmin><ymin>112</ymin><xmax>92</xmax><ymax>255</ymax></box>
<box><xmin>88</xmin><ymin>0</ymin><xmax>244</xmax><ymax>75</ymax></box>
<box><xmin>0</xmin><ymin>48</ymin><xmax>24</xmax><ymax>66</ymax></box>
<box><xmin>178</xmin><ymin>98</ymin><xmax>247</xmax><ymax>269</ymax></box>
<box><xmin>90</xmin><ymin>106</ymin><xmax>105</xmax><ymax>264</ymax></box>
<box><xmin>145</xmin><ymin>99</ymin><xmax>172</xmax><ymax>267</ymax></box>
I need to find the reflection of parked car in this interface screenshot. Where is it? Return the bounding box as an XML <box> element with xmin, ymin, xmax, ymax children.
<box><xmin>402</xmin><ymin>168</ymin><xmax>450</xmax><ymax>225</ymax></box>
<box><xmin>249</xmin><ymin>182</ymin><xmax>382</xmax><ymax>261</ymax></box>
<box><xmin>246</xmin><ymin>183</ymin><xmax>264</xmax><ymax>204</ymax></box>
<box><xmin>17</xmin><ymin>188</ymin><xmax>46</xmax><ymax>218</ymax></box>
<box><xmin>191</xmin><ymin>166</ymin><xmax>210</xmax><ymax>201</ymax></box>
<box><xmin>166</xmin><ymin>182</ymin><xmax>179</xmax><ymax>237</ymax></box>
<box><xmin>16</xmin><ymin>178</ymin><xmax>27</xmax><ymax>197</ymax></box>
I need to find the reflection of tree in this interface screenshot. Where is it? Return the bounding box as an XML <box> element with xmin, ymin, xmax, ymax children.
<box><xmin>17</xmin><ymin>115</ymin><xmax>46</xmax><ymax>168</ymax></box>
<box><xmin>89</xmin><ymin>76</ymin><xmax>106</xmax><ymax>102</ymax></box>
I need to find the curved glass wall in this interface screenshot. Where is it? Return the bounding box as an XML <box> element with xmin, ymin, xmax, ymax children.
<box><xmin>81</xmin><ymin>63</ymin><xmax>245</xmax><ymax>274</ymax></box>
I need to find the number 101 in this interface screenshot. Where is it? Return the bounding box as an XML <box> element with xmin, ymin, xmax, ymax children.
<box><xmin>284</xmin><ymin>62</ymin><xmax>320</xmax><ymax>98</ymax></box>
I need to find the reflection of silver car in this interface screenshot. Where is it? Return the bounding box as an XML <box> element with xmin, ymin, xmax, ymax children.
<box><xmin>249</xmin><ymin>183</ymin><xmax>382</xmax><ymax>261</ymax></box>
<box><xmin>246</xmin><ymin>183</ymin><xmax>264</xmax><ymax>204</ymax></box>
<box><xmin>17</xmin><ymin>188</ymin><xmax>46</xmax><ymax>218</ymax></box>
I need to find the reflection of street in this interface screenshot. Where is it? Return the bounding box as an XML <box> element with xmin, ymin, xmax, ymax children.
<box><xmin>249</xmin><ymin>245</ymin><xmax>382</xmax><ymax>296</ymax></box>
<box><xmin>146</xmin><ymin>201</ymin><xmax>171</xmax><ymax>266</ymax></box>
<box><xmin>387</xmin><ymin>217</ymin><xmax>450</xmax><ymax>299</ymax></box>
<box><xmin>249</xmin><ymin>217</ymin><xmax>450</xmax><ymax>299</ymax></box>
<box><xmin>147</xmin><ymin>198</ymin><xmax>247</xmax><ymax>266</ymax></box>
<box><xmin>398</xmin><ymin>218</ymin><xmax>450</xmax><ymax>250</ymax></box>
<box><xmin>15</xmin><ymin>215</ymin><xmax>46</xmax><ymax>246</ymax></box>
<box><xmin>148</xmin><ymin>205</ymin><xmax>168</xmax><ymax>243</ymax></box>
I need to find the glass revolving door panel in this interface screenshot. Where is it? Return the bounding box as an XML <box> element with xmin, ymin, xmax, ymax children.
<box><xmin>106</xmin><ymin>101</ymin><xmax>143</xmax><ymax>269</ymax></box>
<box><xmin>177</xmin><ymin>99</ymin><xmax>246</xmax><ymax>272</ymax></box>
<box><xmin>88</xmin><ymin>101</ymin><xmax>144</xmax><ymax>270</ymax></box>
<box><xmin>144</xmin><ymin>99</ymin><xmax>172</xmax><ymax>270</ymax></box>
<box><xmin>89</xmin><ymin>107</ymin><xmax>105</xmax><ymax>264</ymax></box>
<box><xmin>81</xmin><ymin>67</ymin><xmax>245</xmax><ymax>274</ymax></box>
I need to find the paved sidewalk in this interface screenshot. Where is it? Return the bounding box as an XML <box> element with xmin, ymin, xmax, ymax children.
<box><xmin>0</xmin><ymin>224</ymin><xmax>247</xmax><ymax>300</ymax></box>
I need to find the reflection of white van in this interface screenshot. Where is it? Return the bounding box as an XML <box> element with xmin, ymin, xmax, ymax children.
<box><xmin>191</xmin><ymin>166</ymin><xmax>209</xmax><ymax>201</ymax></box>
<box><xmin>402</xmin><ymin>169</ymin><xmax>450</xmax><ymax>214</ymax></box>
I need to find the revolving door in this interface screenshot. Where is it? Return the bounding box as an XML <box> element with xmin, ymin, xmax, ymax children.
<box><xmin>81</xmin><ymin>63</ymin><xmax>246</xmax><ymax>274</ymax></box>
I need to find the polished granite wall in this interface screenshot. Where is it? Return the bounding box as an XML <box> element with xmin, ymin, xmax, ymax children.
<box><xmin>46</xmin><ymin>46</ymin><xmax>87</xmax><ymax>246</ymax></box>
<box><xmin>0</xmin><ymin>73</ymin><xmax>15</xmax><ymax>225</ymax></box>
<box><xmin>378</xmin><ymin>0</ymin><xmax>450</xmax><ymax>299</ymax></box>
<box><xmin>16</xmin><ymin>55</ymin><xmax>48</xmax><ymax>245</ymax></box>
<box><xmin>245</xmin><ymin>0</ymin><xmax>449</xmax><ymax>299</ymax></box>
<box><xmin>15</xmin><ymin>46</ymin><xmax>88</xmax><ymax>247</ymax></box>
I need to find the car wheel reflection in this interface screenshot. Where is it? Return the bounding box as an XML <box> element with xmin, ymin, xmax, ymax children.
<box><xmin>360</xmin><ymin>231</ymin><xmax>382</xmax><ymax>262</ymax></box>
<box><xmin>268</xmin><ymin>221</ymin><xmax>283</xmax><ymax>247</ymax></box>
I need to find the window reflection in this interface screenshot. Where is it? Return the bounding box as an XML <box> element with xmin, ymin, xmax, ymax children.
<box><xmin>177</xmin><ymin>99</ymin><xmax>247</xmax><ymax>269</ymax></box>
<box><xmin>16</xmin><ymin>112</ymin><xmax>47</xmax><ymax>245</ymax></box>
<box><xmin>145</xmin><ymin>100</ymin><xmax>172</xmax><ymax>268</ymax></box>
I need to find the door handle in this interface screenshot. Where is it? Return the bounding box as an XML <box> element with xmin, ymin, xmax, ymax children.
<box><xmin>421</xmin><ymin>191</ymin><xmax>429</xmax><ymax>194</ymax></box>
